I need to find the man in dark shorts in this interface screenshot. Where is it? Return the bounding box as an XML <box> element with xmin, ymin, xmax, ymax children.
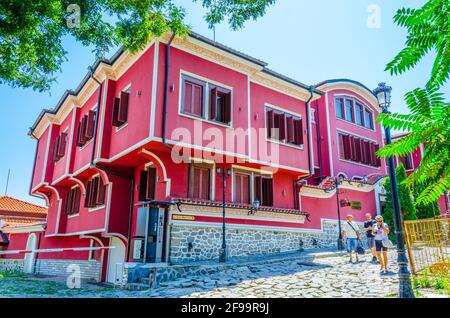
<box><xmin>363</xmin><ymin>213</ymin><xmax>377</xmax><ymax>262</ymax></box>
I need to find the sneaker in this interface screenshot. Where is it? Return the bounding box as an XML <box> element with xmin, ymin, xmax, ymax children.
<box><xmin>372</xmin><ymin>256</ymin><xmax>378</xmax><ymax>262</ymax></box>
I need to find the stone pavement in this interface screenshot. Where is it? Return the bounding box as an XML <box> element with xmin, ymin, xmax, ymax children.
<box><xmin>1</xmin><ymin>250</ymin><xmax>446</xmax><ymax>298</ymax></box>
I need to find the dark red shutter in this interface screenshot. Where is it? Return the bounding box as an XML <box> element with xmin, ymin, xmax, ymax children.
<box><xmin>53</xmin><ymin>135</ymin><xmax>60</xmax><ymax>162</ymax></box>
<box><xmin>355</xmin><ymin>138</ymin><xmax>361</xmax><ymax>162</ymax></box>
<box><xmin>279</xmin><ymin>113</ymin><xmax>286</xmax><ymax>141</ymax></box>
<box><xmin>96</xmin><ymin>181</ymin><xmax>106</xmax><ymax>206</ymax></box>
<box><xmin>183</xmin><ymin>82</ymin><xmax>193</xmax><ymax>114</ymax></box>
<box><xmin>191</xmin><ymin>167</ymin><xmax>201</xmax><ymax>198</ymax></box>
<box><xmin>112</xmin><ymin>97</ymin><xmax>121</xmax><ymax>126</ymax></box>
<box><xmin>343</xmin><ymin>135</ymin><xmax>351</xmax><ymax>160</ymax></box>
<box><xmin>286</xmin><ymin>116</ymin><xmax>295</xmax><ymax>143</ymax></box>
<box><xmin>76</xmin><ymin>121</ymin><xmax>85</xmax><ymax>147</ymax></box>
<box><xmin>200</xmin><ymin>168</ymin><xmax>210</xmax><ymax>200</ymax></box>
<box><xmin>72</xmin><ymin>187</ymin><xmax>81</xmax><ymax>214</ymax></box>
<box><xmin>267</xmin><ymin>110</ymin><xmax>275</xmax><ymax>138</ymax></box>
<box><xmin>223</xmin><ymin>92</ymin><xmax>231</xmax><ymax>124</ymax></box>
<box><xmin>235</xmin><ymin>174</ymin><xmax>242</xmax><ymax>203</ymax></box>
<box><xmin>118</xmin><ymin>91</ymin><xmax>129</xmax><ymax>123</ymax></box>
<box><xmin>57</xmin><ymin>133</ymin><xmax>67</xmax><ymax>159</ymax></box>
<box><xmin>192</xmin><ymin>84</ymin><xmax>203</xmax><ymax>117</ymax></box>
<box><xmin>146</xmin><ymin>167</ymin><xmax>157</xmax><ymax>200</ymax></box>
<box><xmin>91</xmin><ymin>177</ymin><xmax>99</xmax><ymax>207</ymax></box>
<box><xmin>139</xmin><ymin>170</ymin><xmax>148</xmax><ymax>201</ymax></box>
<box><xmin>349</xmin><ymin>136</ymin><xmax>355</xmax><ymax>161</ymax></box>
<box><xmin>209</xmin><ymin>87</ymin><xmax>217</xmax><ymax>120</ymax></box>
<box><xmin>85</xmin><ymin>181</ymin><xmax>92</xmax><ymax>207</ymax></box>
<box><xmin>254</xmin><ymin>176</ymin><xmax>262</xmax><ymax>203</ymax></box>
<box><xmin>374</xmin><ymin>144</ymin><xmax>381</xmax><ymax>167</ymax></box>
<box><xmin>294</xmin><ymin>119</ymin><xmax>303</xmax><ymax>145</ymax></box>
<box><xmin>65</xmin><ymin>189</ymin><xmax>73</xmax><ymax>215</ymax></box>
<box><xmin>262</xmin><ymin>178</ymin><xmax>274</xmax><ymax>206</ymax></box>
<box><xmin>85</xmin><ymin>110</ymin><xmax>95</xmax><ymax>139</ymax></box>
<box><xmin>242</xmin><ymin>174</ymin><xmax>250</xmax><ymax>204</ymax></box>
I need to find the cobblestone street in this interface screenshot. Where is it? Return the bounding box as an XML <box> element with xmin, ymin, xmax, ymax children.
<box><xmin>4</xmin><ymin>250</ymin><xmax>443</xmax><ymax>298</ymax></box>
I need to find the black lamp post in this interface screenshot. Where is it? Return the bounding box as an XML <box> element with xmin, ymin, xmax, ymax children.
<box><xmin>217</xmin><ymin>166</ymin><xmax>231</xmax><ymax>262</ymax></box>
<box><xmin>373</xmin><ymin>82</ymin><xmax>415</xmax><ymax>298</ymax></box>
<box><xmin>335</xmin><ymin>176</ymin><xmax>345</xmax><ymax>250</ymax></box>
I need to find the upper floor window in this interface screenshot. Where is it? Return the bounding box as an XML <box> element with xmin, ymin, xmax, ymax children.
<box><xmin>138</xmin><ymin>167</ymin><xmax>157</xmax><ymax>201</ymax></box>
<box><xmin>338</xmin><ymin>132</ymin><xmax>381</xmax><ymax>167</ymax></box>
<box><xmin>266</xmin><ymin>107</ymin><xmax>303</xmax><ymax>146</ymax></box>
<box><xmin>398</xmin><ymin>154</ymin><xmax>413</xmax><ymax>170</ymax></box>
<box><xmin>52</xmin><ymin>132</ymin><xmax>67</xmax><ymax>163</ymax></box>
<box><xmin>188</xmin><ymin>164</ymin><xmax>211</xmax><ymax>200</ymax></box>
<box><xmin>335</xmin><ymin>96</ymin><xmax>375</xmax><ymax>130</ymax></box>
<box><xmin>234</xmin><ymin>172</ymin><xmax>250</xmax><ymax>204</ymax></box>
<box><xmin>181</xmin><ymin>74</ymin><xmax>232</xmax><ymax>125</ymax></box>
<box><xmin>76</xmin><ymin>110</ymin><xmax>96</xmax><ymax>147</ymax></box>
<box><xmin>85</xmin><ymin>175</ymin><xmax>106</xmax><ymax>208</ymax></box>
<box><xmin>65</xmin><ymin>186</ymin><xmax>81</xmax><ymax>215</ymax></box>
<box><xmin>112</xmin><ymin>89</ymin><xmax>130</xmax><ymax>128</ymax></box>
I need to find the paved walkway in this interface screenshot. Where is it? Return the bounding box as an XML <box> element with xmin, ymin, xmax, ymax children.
<box><xmin>1</xmin><ymin>250</ymin><xmax>422</xmax><ymax>298</ymax></box>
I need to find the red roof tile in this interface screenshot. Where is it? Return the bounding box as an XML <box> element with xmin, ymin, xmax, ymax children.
<box><xmin>0</xmin><ymin>196</ymin><xmax>47</xmax><ymax>226</ymax></box>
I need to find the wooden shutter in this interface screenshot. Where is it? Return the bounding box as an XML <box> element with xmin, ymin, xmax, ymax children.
<box><xmin>53</xmin><ymin>135</ymin><xmax>60</xmax><ymax>162</ymax></box>
<box><xmin>370</xmin><ymin>143</ymin><xmax>376</xmax><ymax>166</ymax></box>
<box><xmin>183</xmin><ymin>82</ymin><xmax>193</xmax><ymax>114</ymax></box>
<box><xmin>85</xmin><ymin>181</ymin><xmax>92</xmax><ymax>207</ymax></box>
<box><xmin>200</xmin><ymin>168</ymin><xmax>210</xmax><ymax>200</ymax></box>
<box><xmin>294</xmin><ymin>119</ymin><xmax>303</xmax><ymax>145</ymax></box>
<box><xmin>262</xmin><ymin>178</ymin><xmax>274</xmax><ymax>206</ymax></box>
<box><xmin>85</xmin><ymin>110</ymin><xmax>96</xmax><ymax>140</ymax></box>
<box><xmin>139</xmin><ymin>170</ymin><xmax>148</xmax><ymax>201</ymax></box>
<box><xmin>118</xmin><ymin>91</ymin><xmax>129</xmax><ymax>123</ymax></box>
<box><xmin>343</xmin><ymin>135</ymin><xmax>351</xmax><ymax>160</ymax></box>
<box><xmin>72</xmin><ymin>187</ymin><xmax>81</xmax><ymax>214</ymax></box>
<box><xmin>146</xmin><ymin>167</ymin><xmax>157</xmax><ymax>200</ymax></box>
<box><xmin>363</xmin><ymin>141</ymin><xmax>371</xmax><ymax>165</ymax></box>
<box><xmin>191</xmin><ymin>167</ymin><xmax>201</xmax><ymax>198</ymax></box>
<box><xmin>96</xmin><ymin>181</ymin><xmax>106</xmax><ymax>206</ymax></box>
<box><xmin>286</xmin><ymin>116</ymin><xmax>295</xmax><ymax>143</ymax></box>
<box><xmin>76</xmin><ymin>120</ymin><xmax>85</xmax><ymax>147</ymax></box>
<box><xmin>242</xmin><ymin>174</ymin><xmax>250</xmax><ymax>204</ymax></box>
<box><xmin>235</xmin><ymin>174</ymin><xmax>242</xmax><ymax>203</ymax></box>
<box><xmin>65</xmin><ymin>189</ymin><xmax>73</xmax><ymax>215</ymax></box>
<box><xmin>267</xmin><ymin>110</ymin><xmax>275</xmax><ymax>138</ymax></box>
<box><xmin>192</xmin><ymin>84</ymin><xmax>203</xmax><ymax>117</ymax></box>
<box><xmin>355</xmin><ymin>138</ymin><xmax>362</xmax><ymax>163</ymax></box>
<box><xmin>223</xmin><ymin>92</ymin><xmax>231</xmax><ymax>124</ymax></box>
<box><xmin>254</xmin><ymin>176</ymin><xmax>262</xmax><ymax>203</ymax></box>
<box><xmin>112</xmin><ymin>97</ymin><xmax>121</xmax><ymax>127</ymax></box>
<box><xmin>374</xmin><ymin>144</ymin><xmax>381</xmax><ymax>167</ymax></box>
<box><xmin>209</xmin><ymin>87</ymin><xmax>217</xmax><ymax>120</ymax></box>
<box><xmin>279</xmin><ymin>113</ymin><xmax>286</xmax><ymax>141</ymax></box>
<box><xmin>57</xmin><ymin>133</ymin><xmax>67</xmax><ymax>159</ymax></box>
<box><xmin>349</xmin><ymin>136</ymin><xmax>356</xmax><ymax>161</ymax></box>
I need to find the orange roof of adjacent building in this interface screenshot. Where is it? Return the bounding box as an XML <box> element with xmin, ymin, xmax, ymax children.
<box><xmin>0</xmin><ymin>196</ymin><xmax>47</xmax><ymax>227</ymax></box>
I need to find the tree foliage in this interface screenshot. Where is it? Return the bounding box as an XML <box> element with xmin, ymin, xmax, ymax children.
<box><xmin>0</xmin><ymin>0</ymin><xmax>275</xmax><ymax>92</ymax></box>
<box><xmin>413</xmin><ymin>181</ymin><xmax>439</xmax><ymax>219</ymax></box>
<box><xmin>377</xmin><ymin>0</ymin><xmax>450</xmax><ymax>205</ymax></box>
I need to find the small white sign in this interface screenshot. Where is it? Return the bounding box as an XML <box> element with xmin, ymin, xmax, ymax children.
<box><xmin>133</xmin><ymin>239</ymin><xmax>143</xmax><ymax>259</ymax></box>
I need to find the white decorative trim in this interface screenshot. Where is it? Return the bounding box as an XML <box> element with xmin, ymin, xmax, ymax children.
<box><xmin>150</xmin><ymin>41</ymin><xmax>160</xmax><ymax>138</ymax></box>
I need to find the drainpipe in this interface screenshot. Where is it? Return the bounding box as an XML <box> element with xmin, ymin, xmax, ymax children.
<box><xmin>305</xmin><ymin>86</ymin><xmax>314</xmax><ymax>176</ymax></box>
<box><xmin>162</xmin><ymin>32</ymin><xmax>176</xmax><ymax>144</ymax></box>
<box><xmin>315</xmin><ymin>100</ymin><xmax>323</xmax><ymax>182</ymax></box>
<box><xmin>28</xmin><ymin>131</ymin><xmax>44</xmax><ymax>201</ymax></box>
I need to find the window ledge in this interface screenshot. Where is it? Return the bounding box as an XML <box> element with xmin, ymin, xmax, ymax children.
<box><xmin>338</xmin><ymin>158</ymin><xmax>381</xmax><ymax>169</ymax></box>
<box><xmin>88</xmin><ymin>205</ymin><xmax>105</xmax><ymax>212</ymax></box>
<box><xmin>115</xmin><ymin>123</ymin><xmax>128</xmax><ymax>133</ymax></box>
<box><xmin>79</xmin><ymin>139</ymin><xmax>94</xmax><ymax>151</ymax></box>
<box><xmin>67</xmin><ymin>213</ymin><xmax>79</xmax><ymax>219</ymax></box>
<box><xmin>266</xmin><ymin>137</ymin><xmax>304</xmax><ymax>150</ymax></box>
<box><xmin>178</xmin><ymin>112</ymin><xmax>232</xmax><ymax>128</ymax></box>
<box><xmin>336</xmin><ymin>117</ymin><xmax>375</xmax><ymax>132</ymax></box>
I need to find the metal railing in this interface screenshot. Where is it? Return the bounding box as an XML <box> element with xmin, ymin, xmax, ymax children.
<box><xmin>403</xmin><ymin>216</ymin><xmax>450</xmax><ymax>276</ymax></box>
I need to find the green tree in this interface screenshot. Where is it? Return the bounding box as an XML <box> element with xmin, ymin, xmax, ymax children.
<box><xmin>383</xmin><ymin>163</ymin><xmax>417</xmax><ymax>241</ymax></box>
<box><xmin>377</xmin><ymin>0</ymin><xmax>450</xmax><ymax>205</ymax></box>
<box><xmin>0</xmin><ymin>0</ymin><xmax>275</xmax><ymax>92</ymax></box>
<box><xmin>413</xmin><ymin>182</ymin><xmax>439</xmax><ymax>219</ymax></box>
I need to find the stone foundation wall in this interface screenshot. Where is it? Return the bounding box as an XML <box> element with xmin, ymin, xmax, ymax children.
<box><xmin>35</xmin><ymin>259</ymin><xmax>101</xmax><ymax>281</ymax></box>
<box><xmin>169</xmin><ymin>221</ymin><xmax>367</xmax><ymax>263</ymax></box>
<box><xmin>0</xmin><ymin>259</ymin><xmax>24</xmax><ymax>272</ymax></box>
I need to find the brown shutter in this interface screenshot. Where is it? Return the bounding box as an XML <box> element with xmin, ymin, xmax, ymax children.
<box><xmin>85</xmin><ymin>110</ymin><xmax>96</xmax><ymax>139</ymax></box>
<box><xmin>267</xmin><ymin>110</ymin><xmax>275</xmax><ymax>138</ymax></box>
<box><xmin>118</xmin><ymin>91</ymin><xmax>129</xmax><ymax>123</ymax></box>
<box><xmin>242</xmin><ymin>174</ymin><xmax>250</xmax><ymax>204</ymax></box>
<box><xmin>235</xmin><ymin>174</ymin><xmax>242</xmax><ymax>203</ymax></box>
<box><xmin>65</xmin><ymin>189</ymin><xmax>73</xmax><ymax>215</ymax></box>
<box><xmin>254</xmin><ymin>176</ymin><xmax>262</xmax><ymax>203</ymax></box>
<box><xmin>183</xmin><ymin>82</ymin><xmax>193</xmax><ymax>114</ymax></box>
<box><xmin>192</xmin><ymin>84</ymin><xmax>203</xmax><ymax>116</ymax></box>
<box><xmin>76</xmin><ymin>121</ymin><xmax>85</xmax><ymax>147</ymax></box>
<box><xmin>112</xmin><ymin>97</ymin><xmax>121</xmax><ymax>126</ymax></box>
<box><xmin>91</xmin><ymin>177</ymin><xmax>99</xmax><ymax>207</ymax></box>
<box><xmin>209</xmin><ymin>87</ymin><xmax>217</xmax><ymax>120</ymax></box>
<box><xmin>363</xmin><ymin>141</ymin><xmax>370</xmax><ymax>164</ymax></box>
<box><xmin>191</xmin><ymin>167</ymin><xmax>201</xmax><ymax>198</ymax></box>
<box><xmin>57</xmin><ymin>133</ymin><xmax>67</xmax><ymax>159</ymax></box>
<box><xmin>355</xmin><ymin>138</ymin><xmax>361</xmax><ymax>162</ymax></box>
<box><xmin>139</xmin><ymin>170</ymin><xmax>148</xmax><ymax>201</ymax></box>
<box><xmin>146</xmin><ymin>167</ymin><xmax>157</xmax><ymax>200</ymax></box>
<box><xmin>223</xmin><ymin>92</ymin><xmax>231</xmax><ymax>124</ymax></box>
<box><xmin>279</xmin><ymin>113</ymin><xmax>286</xmax><ymax>141</ymax></box>
<box><xmin>294</xmin><ymin>119</ymin><xmax>303</xmax><ymax>145</ymax></box>
<box><xmin>370</xmin><ymin>143</ymin><xmax>376</xmax><ymax>166</ymax></box>
<box><xmin>85</xmin><ymin>181</ymin><xmax>92</xmax><ymax>207</ymax></box>
<box><xmin>343</xmin><ymin>135</ymin><xmax>351</xmax><ymax>160</ymax></box>
<box><xmin>72</xmin><ymin>187</ymin><xmax>81</xmax><ymax>214</ymax></box>
<box><xmin>374</xmin><ymin>144</ymin><xmax>381</xmax><ymax>167</ymax></box>
<box><xmin>263</xmin><ymin>178</ymin><xmax>274</xmax><ymax>206</ymax></box>
<box><xmin>96</xmin><ymin>181</ymin><xmax>106</xmax><ymax>206</ymax></box>
<box><xmin>200</xmin><ymin>168</ymin><xmax>210</xmax><ymax>200</ymax></box>
<box><xmin>349</xmin><ymin>136</ymin><xmax>355</xmax><ymax>161</ymax></box>
<box><xmin>286</xmin><ymin>116</ymin><xmax>295</xmax><ymax>143</ymax></box>
<box><xmin>53</xmin><ymin>135</ymin><xmax>60</xmax><ymax>162</ymax></box>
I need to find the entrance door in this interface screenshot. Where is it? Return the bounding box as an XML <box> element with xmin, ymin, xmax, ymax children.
<box><xmin>145</xmin><ymin>208</ymin><xmax>165</xmax><ymax>263</ymax></box>
<box><xmin>24</xmin><ymin>233</ymin><xmax>36</xmax><ymax>274</ymax></box>
<box><xmin>106</xmin><ymin>237</ymin><xmax>126</xmax><ymax>284</ymax></box>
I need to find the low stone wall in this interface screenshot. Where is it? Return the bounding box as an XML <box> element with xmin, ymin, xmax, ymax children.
<box><xmin>35</xmin><ymin>259</ymin><xmax>101</xmax><ymax>282</ymax></box>
<box><xmin>168</xmin><ymin>220</ymin><xmax>366</xmax><ymax>263</ymax></box>
<box><xmin>0</xmin><ymin>259</ymin><xmax>24</xmax><ymax>272</ymax></box>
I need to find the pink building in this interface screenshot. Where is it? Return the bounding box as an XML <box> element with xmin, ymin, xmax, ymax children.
<box><xmin>0</xmin><ymin>32</ymin><xmax>447</xmax><ymax>287</ymax></box>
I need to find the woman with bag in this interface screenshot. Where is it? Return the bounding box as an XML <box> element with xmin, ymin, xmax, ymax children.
<box><xmin>373</xmin><ymin>215</ymin><xmax>390</xmax><ymax>274</ymax></box>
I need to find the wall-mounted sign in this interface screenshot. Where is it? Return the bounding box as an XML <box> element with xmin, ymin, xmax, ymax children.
<box><xmin>351</xmin><ymin>201</ymin><xmax>362</xmax><ymax>210</ymax></box>
<box><xmin>172</xmin><ymin>214</ymin><xmax>196</xmax><ymax>221</ymax></box>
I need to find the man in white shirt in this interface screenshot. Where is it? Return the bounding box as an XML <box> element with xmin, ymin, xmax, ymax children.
<box><xmin>342</xmin><ymin>214</ymin><xmax>361</xmax><ymax>263</ymax></box>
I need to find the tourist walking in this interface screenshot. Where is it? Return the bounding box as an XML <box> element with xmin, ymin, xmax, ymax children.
<box><xmin>363</xmin><ymin>213</ymin><xmax>378</xmax><ymax>263</ymax></box>
<box><xmin>342</xmin><ymin>214</ymin><xmax>361</xmax><ymax>263</ymax></box>
<box><xmin>373</xmin><ymin>215</ymin><xmax>390</xmax><ymax>274</ymax></box>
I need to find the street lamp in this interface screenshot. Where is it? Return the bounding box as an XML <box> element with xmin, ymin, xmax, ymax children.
<box><xmin>373</xmin><ymin>82</ymin><xmax>415</xmax><ymax>298</ymax></box>
<box><xmin>216</xmin><ymin>166</ymin><xmax>231</xmax><ymax>262</ymax></box>
<box><xmin>335</xmin><ymin>175</ymin><xmax>345</xmax><ymax>250</ymax></box>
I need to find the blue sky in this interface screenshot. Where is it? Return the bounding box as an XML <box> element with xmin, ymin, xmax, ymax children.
<box><xmin>0</xmin><ymin>0</ymin><xmax>447</xmax><ymax>205</ymax></box>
